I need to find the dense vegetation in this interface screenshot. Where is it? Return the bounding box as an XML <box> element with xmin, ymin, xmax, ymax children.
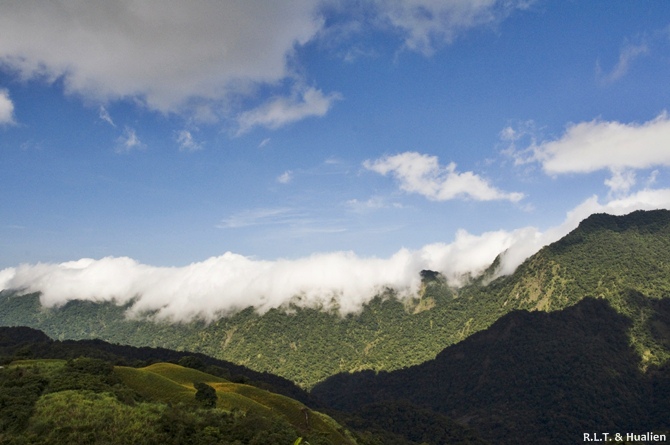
<box><xmin>0</xmin><ymin>327</ymin><xmax>483</xmax><ymax>445</ymax></box>
<box><xmin>2</xmin><ymin>210</ymin><xmax>670</xmax><ymax>389</ymax></box>
<box><xmin>0</xmin><ymin>325</ymin><xmax>314</xmax><ymax>406</ymax></box>
<box><xmin>461</xmin><ymin>210</ymin><xmax>670</xmax><ymax>369</ymax></box>
<box><xmin>313</xmin><ymin>297</ymin><xmax>670</xmax><ymax>445</ymax></box>
<box><xmin>0</xmin><ymin>358</ymin><xmax>352</xmax><ymax>445</ymax></box>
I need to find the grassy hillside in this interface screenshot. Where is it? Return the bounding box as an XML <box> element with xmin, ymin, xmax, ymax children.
<box><xmin>0</xmin><ymin>357</ymin><xmax>385</xmax><ymax>445</ymax></box>
<box><xmin>0</xmin><ymin>328</ymin><xmax>485</xmax><ymax>445</ymax></box>
<box><xmin>1</xmin><ymin>210</ymin><xmax>670</xmax><ymax>388</ymax></box>
<box><xmin>115</xmin><ymin>362</ymin><xmax>354</xmax><ymax>444</ymax></box>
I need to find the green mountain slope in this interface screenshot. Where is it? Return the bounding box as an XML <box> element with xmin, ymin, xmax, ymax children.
<box><xmin>312</xmin><ymin>297</ymin><xmax>670</xmax><ymax>445</ymax></box>
<box><xmin>1</xmin><ymin>210</ymin><xmax>670</xmax><ymax>388</ymax></box>
<box><xmin>460</xmin><ymin>209</ymin><xmax>670</xmax><ymax>368</ymax></box>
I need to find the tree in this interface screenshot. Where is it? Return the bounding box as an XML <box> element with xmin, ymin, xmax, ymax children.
<box><xmin>194</xmin><ymin>382</ymin><xmax>217</xmax><ymax>408</ymax></box>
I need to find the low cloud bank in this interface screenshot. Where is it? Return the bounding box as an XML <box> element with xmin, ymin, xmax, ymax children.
<box><xmin>2</xmin><ymin>190</ymin><xmax>670</xmax><ymax>321</ymax></box>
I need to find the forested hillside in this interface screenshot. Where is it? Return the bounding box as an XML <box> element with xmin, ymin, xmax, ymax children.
<box><xmin>313</xmin><ymin>297</ymin><xmax>670</xmax><ymax>445</ymax></box>
<box><xmin>1</xmin><ymin>210</ymin><xmax>670</xmax><ymax>388</ymax></box>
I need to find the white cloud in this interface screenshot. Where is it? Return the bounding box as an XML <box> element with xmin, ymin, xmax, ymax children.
<box><xmin>647</xmin><ymin>170</ymin><xmax>659</xmax><ymax>187</ymax></box>
<box><xmin>504</xmin><ymin>113</ymin><xmax>670</xmax><ymax>195</ymax></box>
<box><xmin>237</xmin><ymin>86</ymin><xmax>342</xmax><ymax>134</ymax></box>
<box><xmin>597</xmin><ymin>42</ymin><xmax>649</xmax><ymax>84</ymax></box>
<box><xmin>176</xmin><ymin>130</ymin><xmax>202</xmax><ymax>152</ymax></box>
<box><xmin>499</xmin><ymin>126</ymin><xmax>518</xmax><ymax>142</ymax></box>
<box><xmin>217</xmin><ymin>208</ymin><xmax>296</xmax><ymax>229</ymax></box>
<box><xmin>277</xmin><ymin>171</ymin><xmax>293</xmax><ymax>184</ymax></box>
<box><xmin>0</xmin><ymin>89</ymin><xmax>16</xmax><ymax>125</ymax></box>
<box><xmin>0</xmin><ymin>252</ymin><xmax>419</xmax><ymax>320</ymax></box>
<box><xmin>372</xmin><ymin>0</ymin><xmax>534</xmax><ymax>55</ymax></box>
<box><xmin>346</xmin><ymin>196</ymin><xmax>402</xmax><ymax>212</ymax></box>
<box><xmin>522</xmin><ymin>112</ymin><xmax>670</xmax><ymax>174</ymax></box>
<box><xmin>604</xmin><ymin>168</ymin><xmax>636</xmax><ymax>195</ymax></box>
<box><xmin>0</xmin><ymin>1</ymin><xmax>530</xmax><ymax>128</ymax></box>
<box><xmin>0</xmin><ymin>1</ymin><xmax>323</xmax><ymax>113</ymax></box>
<box><xmin>2</xmin><ymin>188</ymin><xmax>669</xmax><ymax>321</ymax></box>
<box><xmin>98</xmin><ymin>106</ymin><xmax>115</xmax><ymax>127</ymax></box>
<box><xmin>116</xmin><ymin>127</ymin><xmax>145</xmax><ymax>153</ymax></box>
<box><xmin>347</xmin><ymin>197</ymin><xmax>385</xmax><ymax>212</ymax></box>
<box><xmin>363</xmin><ymin>151</ymin><xmax>523</xmax><ymax>202</ymax></box>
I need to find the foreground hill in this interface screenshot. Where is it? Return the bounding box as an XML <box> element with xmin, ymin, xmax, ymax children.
<box><xmin>0</xmin><ymin>328</ymin><xmax>487</xmax><ymax>445</ymax></box>
<box><xmin>313</xmin><ymin>297</ymin><xmax>670</xmax><ymax>445</ymax></box>
<box><xmin>0</xmin><ymin>325</ymin><xmax>314</xmax><ymax>406</ymax></box>
<box><xmin>0</xmin><ymin>358</ymin><xmax>358</xmax><ymax>445</ymax></box>
<box><xmin>1</xmin><ymin>210</ymin><xmax>670</xmax><ymax>388</ymax></box>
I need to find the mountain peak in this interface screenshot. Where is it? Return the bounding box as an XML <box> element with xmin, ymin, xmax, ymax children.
<box><xmin>576</xmin><ymin>209</ymin><xmax>670</xmax><ymax>234</ymax></box>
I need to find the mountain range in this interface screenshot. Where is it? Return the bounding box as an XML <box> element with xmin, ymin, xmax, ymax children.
<box><xmin>1</xmin><ymin>209</ymin><xmax>670</xmax><ymax>443</ymax></box>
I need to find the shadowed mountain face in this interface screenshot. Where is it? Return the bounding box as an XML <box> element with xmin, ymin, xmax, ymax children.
<box><xmin>312</xmin><ymin>297</ymin><xmax>670</xmax><ymax>445</ymax></box>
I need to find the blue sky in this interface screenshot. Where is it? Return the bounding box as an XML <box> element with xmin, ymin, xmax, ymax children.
<box><xmin>2</xmin><ymin>1</ymin><xmax>670</xmax><ymax>317</ymax></box>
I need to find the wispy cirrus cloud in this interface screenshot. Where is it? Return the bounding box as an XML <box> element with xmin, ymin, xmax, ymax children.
<box><xmin>237</xmin><ymin>86</ymin><xmax>342</xmax><ymax>134</ymax></box>
<box><xmin>176</xmin><ymin>130</ymin><xmax>203</xmax><ymax>152</ymax></box>
<box><xmin>346</xmin><ymin>196</ymin><xmax>403</xmax><ymax>213</ymax></box>
<box><xmin>372</xmin><ymin>0</ymin><xmax>535</xmax><ymax>55</ymax></box>
<box><xmin>217</xmin><ymin>208</ymin><xmax>299</xmax><ymax>229</ymax></box>
<box><xmin>98</xmin><ymin>106</ymin><xmax>115</xmax><ymax>127</ymax></box>
<box><xmin>217</xmin><ymin>207</ymin><xmax>348</xmax><ymax>241</ymax></box>
<box><xmin>597</xmin><ymin>42</ymin><xmax>649</xmax><ymax>85</ymax></box>
<box><xmin>277</xmin><ymin>170</ymin><xmax>294</xmax><ymax>184</ymax></box>
<box><xmin>115</xmin><ymin>127</ymin><xmax>145</xmax><ymax>153</ymax></box>
<box><xmin>364</xmin><ymin>151</ymin><xmax>523</xmax><ymax>202</ymax></box>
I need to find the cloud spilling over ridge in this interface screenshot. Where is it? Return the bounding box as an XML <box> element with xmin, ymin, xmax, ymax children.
<box><xmin>2</xmin><ymin>189</ymin><xmax>670</xmax><ymax>322</ymax></box>
<box><xmin>364</xmin><ymin>151</ymin><xmax>523</xmax><ymax>202</ymax></box>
